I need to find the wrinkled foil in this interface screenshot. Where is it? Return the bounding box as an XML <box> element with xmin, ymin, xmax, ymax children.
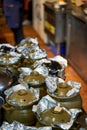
<box><xmin>0</xmin><ymin>43</ymin><xmax>16</xmax><ymax>53</ymax></box>
<box><xmin>17</xmin><ymin>47</ymin><xmax>30</xmax><ymax>58</ymax></box>
<box><xmin>29</xmin><ymin>49</ymin><xmax>47</xmax><ymax>60</ymax></box>
<box><xmin>66</xmin><ymin>80</ymin><xmax>81</xmax><ymax>96</ymax></box>
<box><xmin>33</xmin><ymin>57</ymin><xmax>65</xmax><ymax>79</ymax></box>
<box><xmin>45</xmin><ymin>76</ymin><xmax>65</xmax><ymax>93</ymax></box>
<box><xmin>45</xmin><ymin>77</ymin><xmax>81</xmax><ymax>96</ymax></box>
<box><xmin>18</xmin><ymin>65</ymin><xmax>49</xmax><ymax>78</ymax></box>
<box><xmin>0</xmin><ymin>121</ymin><xmax>52</xmax><ymax>130</ymax></box>
<box><xmin>33</xmin><ymin>58</ymin><xmax>50</xmax><ymax>68</ymax></box>
<box><xmin>34</xmin><ymin>64</ymin><xmax>49</xmax><ymax>77</ymax></box>
<box><xmin>4</xmin><ymin>84</ymin><xmax>40</xmax><ymax>105</ymax></box>
<box><xmin>18</xmin><ymin>67</ymin><xmax>32</xmax><ymax>77</ymax></box>
<box><xmin>32</xmin><ymin>95</ymin><xmax>59</xmax><ymax>117</ymax></box>
<box><xmin>0</xmin><ymin>52</ymin><xmax>21</xmax><ymax>65</ymax></box>
<box><xmin>49</xmin><ymin>55</ymin><xmax>67</xmax><ymax>67</ymax></box>
<box><xmin>4</xmin><ymin>83</ymin><xmax>29</xmax><ymax>96</ymax></box>
<box><xmin>17</xmin><ymin>37</ymin><xmax>39</xmax><ymax>58</ymax></box>
<box><xmin>32</xmin><ymin>95</ymin><xmax>82</xmax><ymax>130</ymax></box>
<box><xmin>20</xmin><ymin>37</ymin><xmax>38</xmax><ymax>46</ymax></box>
<box><xmin>18</xmin><ymin>38</ymin><xmax>46</xmax><ymax>59</ymax></box>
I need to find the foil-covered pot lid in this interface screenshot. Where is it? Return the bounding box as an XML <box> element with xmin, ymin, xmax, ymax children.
<box><xmin>29</xmin><ymin>48</ymin><xmax>47</xmax><ymax>60</ymax></box>
<box><xmin>53</xmin><ymin>82</ymin><xmax>72</xmax><ymax>97</ymax></box>
<box><xmin>16</xmin><ymin>37</ymin><xmax>39</xmax><ymax>58</ymax></box>
<box><xmin>0</xmin><ymin>52</ymin><xmax>21</xmax><ymax>66</ymax></box>
<box><xmin>46</xmin><ymin>77</ymin><xmax>81</xmax><ymax>97</ymax></box>
<box><xmin>17</xmin><ymin>37</ymin><xmax>38</xmax><ymax>47</ymax></box>
<box><xmin>40</xmin><ymin>106</ymin><xmax>71</xmax><ymax>125</ymax></box>
<box><xmin>0</xmin><ymin>43</ymin><xmax>16</xmax><ymax>53</ymax></box>
<box><xmin>32</xmin><ymin>95</ymin><xmax>82</xmax><ymax>130</ymax></box>
<box><xmin>6</xmin><ymin>89</ymin><xmax>36</xmax><ymax>107</ymax></box>
<box><xmin>23</xmin><ymin>71</ymin><xmax>45</xmax><ymax>86</ymax></box>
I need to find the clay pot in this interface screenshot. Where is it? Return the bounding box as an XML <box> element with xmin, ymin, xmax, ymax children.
<box><xmin>55</xmin><ymin>82</ymin><xmax>72</xmax><ymax>97</ymax></box>
<box><xmin>3</xmin><ymin>89</ymin><xmax>38</xmax><ymax>126</ymax></box>
<box><xmin>23</xmin><ymin>71</ymin><xmax>47</xmax><ymax>98</ymax></box>
<box><xmin>37</xmin><ymin>106</ymin><xmax>71</xmax><ymax>130</ymax></box>
<box><xmin>47</xmin><ymin>82</ymin><xmax>82</xmax><ymax>109</ymax></box>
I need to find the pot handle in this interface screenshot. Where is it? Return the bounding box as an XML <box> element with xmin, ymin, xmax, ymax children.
<box><xmin>3</xmin><ymin>103</ymin><xmax>15</xmax><ymax>111</ymax></box>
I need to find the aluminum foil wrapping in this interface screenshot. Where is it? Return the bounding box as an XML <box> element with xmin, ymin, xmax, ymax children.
<box><xmin>0</xmin><ymin>43</ymin><xmax>16</xmax><ymax>53</ymax></box>
<box><xmin>0</xmin><ymin>52</ymin><xmax>21</xmax><ymax>65</ymax></box>
<box><xmin>34</xmin><ymin>64</ymin><xmax>49</xmax><ymax>77</ymax></box>
<box><xmin>45</xmin><ymin>76</ymin><xmax>81</xmax><ymax>96</ymax></box>
<box><xmin>0</xmin><ymin>121</ymin><xmax>52</xmax><ymax>130</ymax></box>
<box><xmin>18</xmin><ymin>65</ymin><xmax>49</xmax><ymax>77</ymax></box>
<box><xmin>7</xmin><ymin>56</ymin><xmax>21</xmax><ymax>65</ymax></box>
<box><xmin>4</xmin><ymin>83</ymin><xmax>28</xmax><ymax>96</ymax></box>
<box><xmin>18</xmin><ymin>65</ymin><xmax>48</xmax><ymax>85</ymax></box>
<box><xmin>49</xmin><ymin>55</ymin><xmax>67</xmax><ymax>67</ymax></box>
<box><xmin>20</xmin><ymin>37</ymin><xmax>39</xmax><ymax>46</ymax></box>
<box><xmin>32</xmin><ymin>95</ymin><xmax>59</xmax><ymax>117</ymax></box>
<box><xmin>33</xmin><ymin>58</ymin><xmax>50</xmax><ymax>68</ymax></box>
<box><xmin>33</xmin><ymin>57</ymin><xmax>66</xmax><ymax>79</ymax></box>
<box><xmin>45</xmin><ymin>76</ymin><xmax>65</xmax><ymax>93</ymax></box>
<box><xmin>32</xmin><ymin>95</ymin><xmax>82</xmax><ymax>130</ymax></box>
<box><xmin>66</xmin><ymin>80</ymin><xmax>81</xmax><ymax>96</ymax></box>
<box><xmin>18</xmin><ymin>67</ymin><xmax>32</xmax><ymax>77</ymax></box>
<box><xmin>17</xmin><ymin>47</ymin><xmax>30</xmax><ymax>58</ymax></box>
<box><xmin>29</xmin><ymin>49</ymin><xmax>47</xmax><ymax>60</ymax></box>
<box><xmin>17</xmin><ymin>37</ymin><xmax>39</xmax><ymax>58</ymax></box>
<box><xmin>4</xmin><ymin>84</ymin><xmax>39</xmax><ymax>103</ymax></box>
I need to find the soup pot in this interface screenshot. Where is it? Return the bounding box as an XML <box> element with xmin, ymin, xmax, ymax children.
<box><xmin>2</xmin><ymin>89</ymin><xmax>38</xmax><ymax>126</ymax></box>
<box><xmin>37</xmin><ymin>106</ymin><xmax>71</xmax><ymax>130</ymax></box>
<box><xmin>23</xmin><ymin>71</ymin><xmax>47</xmax><ymax>98</ymax></box>
<box><xmin>47</xmin><ymin>82</ymin><xmax>82</xmax><ymax>109</ymax></box>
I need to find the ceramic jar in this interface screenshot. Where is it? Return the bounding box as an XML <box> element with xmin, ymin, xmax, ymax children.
<box><xmin>23</xmin><ymin>71</ymin><xmax>47</xmax><ymax>98</ymax></box>
<box><xmin>36</xmin><ymin>106</ymin><xmax>71</xmax><ymax>130</ymax></box>
<box><xmin>47</xmin><ymin>82</ymin><xmax>82</xmax><ymax>109</ymax></box>
<box><xmin>2</xmin><ymin>89</ymin><xmax>38</xmax><ymax>126</ymax></box>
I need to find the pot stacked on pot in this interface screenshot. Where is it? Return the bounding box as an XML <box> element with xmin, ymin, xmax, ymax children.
<box><xmin>2</xmin><ymin>88</ymin><xmax>39</xmax><ymax>126</ymax></box>
<box><xmin>0</xmin><ymin>37</ymin><xmax>82</xmax><ymax>129</ymax></box>
<box><xmin>33</xmin><ymin>95</ymin><xmax>82</xmax><ymax>130</ymax></box>
<box><xmin>47</xmin><ymin>81</ymin><xmax>82</xmax><ymax>109</ymax></box>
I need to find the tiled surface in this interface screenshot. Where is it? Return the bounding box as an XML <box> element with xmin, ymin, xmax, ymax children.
<box><xmin>0</xmin><ymin>15</ymin><xmax>87</xmax><ymax>113</ymax></box>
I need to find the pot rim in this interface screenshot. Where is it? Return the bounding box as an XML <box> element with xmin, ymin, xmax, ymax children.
<box><xmin>37</xmin><ymin>107</ymin><xmax>71</xmax><ymax>128</ymax></box>
<box><xmin>47</xmin><ymin>89</ymin><xmax>79</xmax><ymax>100</ymax></box>
<box><xmin>5</xmin><ymin>97</ymin><xmax>38</xmax><ymax>109</ymax></box>
<box><xmin>5</xmin><ymin>89</ymin><xmax>38</xmax><ymax>108</ymax></box>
